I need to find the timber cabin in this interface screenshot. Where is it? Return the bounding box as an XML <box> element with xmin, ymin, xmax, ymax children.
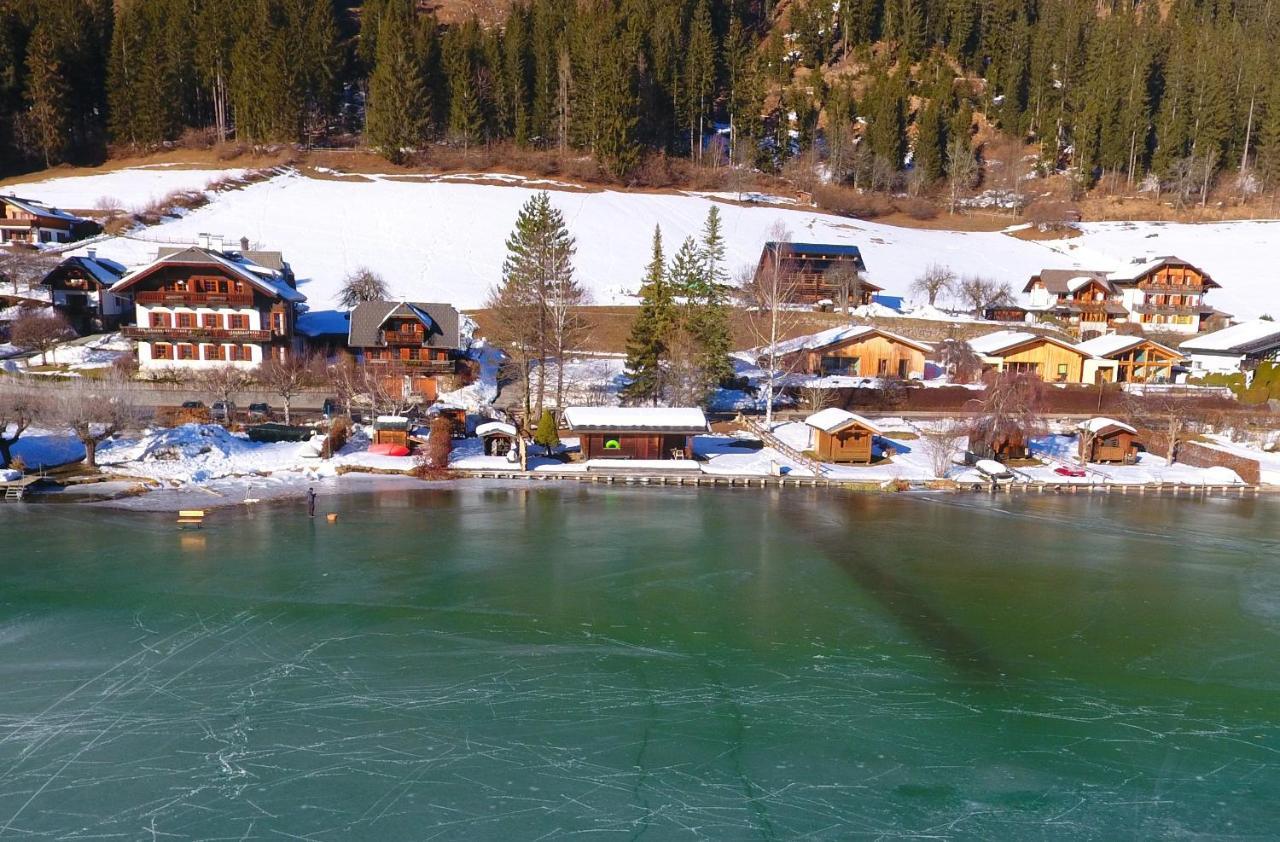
<box><xmin>967</xmin><ymin>330</ymin><xmax>1114</xmax><ymax>384</ymax></box>
<box><xmin>754</xmin><ymin>242</ymin><xmax>882</xmax><ymax>309</ymax></box>
<box><xmin>1079</xmin><ymin>418</ymin><xmax>1142</xmax><ymax>464</ymax></box>
<box><xmin>967</xmin><ymin>425</ymin><xmax>1030</xmax><ymax>463</ymax></box>
<box><xmin>1074</xmin><ymin>334</ymin><xmax>1182</xmax><ymax>384</ymax></box>
<box><xmin>804</xmin><ymin>409</ymin><xmax>881</xmax><ymax>464</ymax></box>
<box><xmin>115</xmin><ymin>235</ymin><xmax>305</xmax><ymax>370</ymax></box>
<box><xmin>562</xmin><ymin>406</ymin><xmax>709</xmax><ymax>461</ymax></box>
<box><xmin>0</xmin><ymin>195</ymin><xmax>96</xmax><ymax>246</ymax></box>
<box><xmin>347</xmin><ymin>300</ymin><xmax>461</xmax><ymax>402</ymax></box>
<box><xmin>39</xmin><ymin>251</ymin><xmax>130</xmax><ymax>333</ymax></box>
<box><xmin>768</xmin><ymin>325</ymin><xmax>932</xmax><ymax>380</ymax></box>
<box><xmin>1022</xmin><ymin>270</ymin><xmax>1126</xmax><ymax>336</ymax></box>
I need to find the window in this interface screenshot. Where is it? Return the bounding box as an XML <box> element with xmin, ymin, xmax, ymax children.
<box><xmin>227</xmin><ymin>345</ymin><xmax>241</xmax><ymax>362</ymax></box>
<box><xmin>1057</xmin><ymin>363</ymin><xmax>1069</xmax><ymax>380</ymax></box>
<box><xmin>202</xmin><ymin>344</ymin><xmax>225</xmax><ymax>361</ymax></box>
<box><xmin>202</xmin><ymin>313</ymin><xmax>222</xmax><ymax>329</ymax></box>
<box><xmin>175</xmin><ymin>312</ymin><xmax>195</xmax><ymax>328</ymax></box>
<box><xmin>877</xmin><ymin>359</ymin><xmax>889</xmax><ymax>376</ymax></box>
<box><xmin>228</xmin><ymin>314</ymin><xmax>249</xmax><ymax>330</ymax></box>
<box><xmin>242</xmin><ymin>345</ymin><xmax>255</xmax><ymax>361</ymax></box>
<box><xmin>819</xmin><ymin>356</ymin><xmax>857</xmax><ymax>376</ymax></box>
<box><xmin>177</xmin><ymin>344</ymin><xmax>195</xmax><ymax>360</ymax></box>
<box><xmin>271</xmin><ymin>312</ymin><xmax>285</xmax><ymax>334</ymax></box>
<box><xmin>152</xmin><ymin>342</ymin><xmax>172</xmax><ymax>360</ymax></box>
<box><xmin>149</xmin><ymin>311</ymin><xmax>171</xmax><ymax>328</ymax></box>
<box><xmin>898</xmin><ymin>359</ymin><xmax>909</xmax><ymax>379</ymax></box>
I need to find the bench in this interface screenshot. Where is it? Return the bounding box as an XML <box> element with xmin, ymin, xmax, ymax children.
<box><xmin>177</xmin><ymin>509</ymin><xmax>206</xmax><ymax>527</ymax></box>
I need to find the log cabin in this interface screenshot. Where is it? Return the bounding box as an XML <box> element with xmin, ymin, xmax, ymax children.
<box><xmin>768</xmin><ymin>325</ymin><xmax>933</xmax><ymax>380</ymax></box>
<box><xmin>114</xmin><ymin>235</ymin><xmax>305</xmax><ymax>371</ymax></box>
<box><xmin>0</xmin><ymin>195</ymin><xmax>96</xmax><ymax>246</ymax></box>
<box><xmin>1074</xmin><ymin>334</ymin><xmax>1183</xmax><ymax>384</ymax></box>
<box><xmin>754</xmin><ymin>242</ymin><xmax>882</xmax><ymax>309</ymax></box>
<box><xmin>39</xmin><ymin>251</ymin><xmax>130</xmax><ymax>333</ymax></box>
<box><xmin>804</xmin><ymin>408</ymin><xmax>881</xmax><ymax>463</ymax></box>
<box><xmin>563</xmin><ymin>406</ymin><xmax>709</xmax><ymax>461</ymax></box>
<box><xmin>348</xmin><ymin>300</ymin><xmax>461</xmax><ymax>403</ymax></box>
<box><xmin>967</xmin><ymin>330</ymin><xmax>1114</xmax><ymax>384</ymax></box>
<box><xmin>1079</xmin><ymin>418</ymin><xmax>1142</xmax><ymax>464</ymax></box>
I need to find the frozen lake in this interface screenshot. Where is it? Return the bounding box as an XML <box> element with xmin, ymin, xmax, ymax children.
<box><xmin>1</xmin><ymin>486</ymin><xmax>1278</xmax><ymax>839</ymax></box>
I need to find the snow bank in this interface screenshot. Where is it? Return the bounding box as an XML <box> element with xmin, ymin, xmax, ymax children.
<box><xmin>7</xmin><ymin>166</ymin><xmax>249</xmax><ymax>211</ymax></box>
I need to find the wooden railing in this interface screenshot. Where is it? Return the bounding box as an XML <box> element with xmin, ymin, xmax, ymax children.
<box><xmin>135</xmin><ymin>291</ymin><xmax>255</xmax><ymax>306</ymax></box>
<box><xmin>123</xmin><ymin>326</ymin><xmax>271</xmax><ymax>341</ymax></box>
<box><xmin>381</xmin><ymin>330</ymin><xmax>427</xmax><ymax>345</ymax></box>
<box><xmin>364</xmin><ymin>358</ymin><xmax>454</xmax><ymax>374</ymax></box>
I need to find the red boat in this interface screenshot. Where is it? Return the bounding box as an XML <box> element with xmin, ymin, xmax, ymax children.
<box><xmin>368</xmin><ymin>443</ymin><xmax>410</xmax><ymax>457</ymax></box>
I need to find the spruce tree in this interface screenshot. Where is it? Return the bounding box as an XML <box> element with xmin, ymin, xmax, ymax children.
<box><xmin>366</xmin><ymin>2</ymin><xmax>429</xmax><ymax>162</ymax></box>
<box><xmin>683</xmin><ymin>207</ymin><xmax>733</xmax><ymax>391</ymax></box>
<box><xmin>623</xmin><ymin>226</ymin><xmax>674</xmax><ymax>405</ymax></box>
<box><xmin>23</xmin><ymin>25</ymin><xmax>68</xmax><ymax>167</ymax></box>
<box><xmin>683</xmin><ymin>0</ymin><xmax>715</xmax><ymax>162</ymax></box>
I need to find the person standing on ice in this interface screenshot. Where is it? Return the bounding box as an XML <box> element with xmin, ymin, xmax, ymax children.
<box><xmin>307</xmin><ymin>487</ymin><xmax>317</xmax><ymax>518</ymax></box>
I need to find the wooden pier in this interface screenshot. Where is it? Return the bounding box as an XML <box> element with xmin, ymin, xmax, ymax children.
<box><xmin>0</xmin><ymin>476</ymin><xmax>42</xmax><ymax>501</ymax></box>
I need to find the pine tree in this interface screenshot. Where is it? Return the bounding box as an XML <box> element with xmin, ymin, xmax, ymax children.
<box><xmin>1256</xmin><ymin>81</ymin><xmax>1280</xmax><ymax>192</ymax></box>
<box><xmin>683</xmin><ymin>0</ymin><xmax>715</xmax><ymax>162</ymax></box>
<box><xmin>23</xmin><ymin>24</ymin><xmax>68</xmax><ymax>167</ymax></box>
<box><xmin>683</xmin><ymin>207</ymin><xmax>733</xmax><ymax>390</ymax></box>
<box><xmin>533</xmin><ymin>409</ymin><xmax>560</xmax><ymax>455</ymax></box>
<box><xmin>366</xmin><ymin>1</ymin><xmax>430</xmax><ymax>162</ymax></box>
<box><xmin>623</xmin><ymin>226</ymin><xmax>675</xmax><ymax>405</ymax></box>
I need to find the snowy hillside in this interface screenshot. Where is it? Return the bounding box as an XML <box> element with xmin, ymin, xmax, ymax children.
<box><xmin>5</xmin><ymin>164</ymin><xmax>248</xmax><ymax>211</ymax></box>
<box><xmin>8</xmin><ymin>166</ymin><xmax>1277</xmax><ymax>317</ymax></box>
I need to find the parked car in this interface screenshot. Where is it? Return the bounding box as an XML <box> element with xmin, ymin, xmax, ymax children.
<box><xmin>248</xmin><ymin>402</ymin><xmax>271</xmax><ymax>420</ymax></box>
<box><xmin>181</xmin><ymin>400</ymin><xmax>206</xmax><ymax>410</ymax></box>
<box><xmin>211</xmin><ymin>401</ymin><xmax>235</xmax><ymax>422</ymax></box>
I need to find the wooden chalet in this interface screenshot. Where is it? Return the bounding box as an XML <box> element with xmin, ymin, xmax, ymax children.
<box><xmin>983</xmin><ymin>304</ymin><xmax>1031</xmax><ymax>324</ymax></box>
<box><xmin>754</xmin><ymin>242</ymin><xmax>882</xmax><ymax>308</ymax></box>
<box><xmin>1107</xmin><ymin>256</ymin><xmax>1218</xmax><ymax>335</ymax></box>
<box><xmin>770</xmin><ymin>325</ymin><xmax>932</xmax><ymax>380</ymax></box>
<box><xmin>1023</xmin><ymin>270</ymin><xmax>1125</xmax><ymax>336</ymax></box>
<box><xmin>967</xmin><ymin>427</ymin><xmax>1029</xmax><ymax>463</ymax></box>
<box><xmin>0</xmin><ymin>195</ymin><xmax>96</xmax><ymax>246</ymax></box>
<box><xmin>39</xmin><ymin>251</ymin><xmax>130</xmax><ymax>333</ymax></box>
<box><xmin>348</xmin><ymin>300</ymin><xmax>460</xmax><ymax>402</ymax></box>
<box><xmin>562</xmin><ymin>407</ymin><xmax>709</xmax><ymax>461</ymax></box>
<box><xmin>967</xmin><ymin>330</ymin><xmax>1112</xmax><ymax>384</ymax></box>
<box><xmin>1079</xmin><ymin>418</ymin><xmax>1142</xmax><ymax>464</ymax></box>
<box><xmin>804</xmin><ymin>408</ymin><xmax>881</xmax><ymax>463</ymax></box>
<box><xmin>115</xmin><ymin>235</ymin><xmax>305</xmax><ymax>370</ymax></box>
<box><xmin>1074</xmin><ymin>334</ymin><xmax>1182</xmax><ymax>384</ymax></box>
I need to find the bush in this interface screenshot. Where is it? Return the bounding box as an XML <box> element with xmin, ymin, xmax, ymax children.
<box><xmin>178</xmin><ymin>126</ymin><xmax>217</xmax><ymax>149</ymax></box>
<box><xmin>215</xmin><ymin>142</ymin><xmax>249</xmax><ymax>161</ymax></box>
<box><xmin>327</xmin><ymin>415</ymin><xmax>352</xmax><ymax>454</ymax></box>
<box><xmin>813</xmin><ymin>185</ymin><xmax>894</xmax><ymax>218</ymax></box>
<box><xmin>413</xmin><ymin>416</ymin><xmax>454</xmax><ymax>477</ymax></box>
<box><xmin>895</xmin><ymin>197</ymin><xmax>939</xmax><ymax>220</ymax></box>
<box><xmin>533</xmin><ymin>409</ymin><xmax>560</xmax><ymax>455</ymax></box>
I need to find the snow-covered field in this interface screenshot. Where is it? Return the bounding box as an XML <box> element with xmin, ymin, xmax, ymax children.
<box><xmin>7</xmin><ymin>166</ymin><xmax>1274</xmax><ymax>316</ymax></box>
<box><xmin>5</xmin><ymin>165</ymin><xmax>249</xmax><ymax>212</ymax></box>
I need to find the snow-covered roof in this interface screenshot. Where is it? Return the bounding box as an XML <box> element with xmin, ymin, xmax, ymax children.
<box><xmin>476</xmin><ymin>421</ymin><xmax>517</xmax><ymax>438</ymax></box>
<box><xmin>804</xmin><ymin>408</ymin><xmax>882</xmax><ymax>435</ymax></box>
<box><xmin>968</xmin><ymin>330</ymin><xmax>1086</xmax><ymax>357</ymax></box>
<box><xmin>1080</xmin><ymin>417</ymin><xmax>1137</xmax><ymax>435</ymax></box>
<box><xmin>764</xmin><ymin>324</ymin><xmax>933</xmax><ymax>357</ymax></box>
<box><xmin>1180</xmin><ymin>319</ymin><xmax>1280</xmax><ymax>354</ymax></box>
<box><xmin>1107</xmin><ymin>255</ymin><xmax>1219</xmax><ymax>288</ymax></box>
<box><xmin>376</xmin><ymin>415</ymin><xmax>409</xmax><ymax>425</ymax></box>
<box><xmin>0</xmin><ymin>194</ymin><xmax>85</xmax><ymax>223</ymax></box>
<box><xmin>562</xmin><ymin>406</ymin><xmax>709</xmax><ymax>433</ymax></box>
<box><xmin>1074</xmin><ymin>334</ymin><xmax>1181</xmax><ymax>359</ymax></box>
<box><xmin>111</xmin><ymin>246</ymin><xmax>306</xmax><ymax>303</ymax></box>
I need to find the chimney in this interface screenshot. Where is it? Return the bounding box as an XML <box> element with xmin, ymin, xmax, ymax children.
<box><xmin>209</xmin><ymin>234</ymin><xmax>225</xmax><ymax>253</ymax></box>
<box><xmin>240</xmin><ymin>236</ymin><xmax>250</xmax><ymax>252</ymax></box>
<box><xmin>86</xmin><ymin>247</ymin><xmax>96</xmax><ymax>260</ymax></box>
<box><xmin>197</xmin><ymin>233</ymin><xmax>211</xmax><ymax>250</ymax></box>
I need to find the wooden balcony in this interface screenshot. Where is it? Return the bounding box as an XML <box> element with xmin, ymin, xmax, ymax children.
<box><xmin>381</xmin><ymin>330</ymin><xmax>427</xmax><ymax>345</ymax></box>
<box><xmin>1139</xmin><ymin>282</ymin><xmax>1205</xmax><ymax>294</ymax></box>
<box><xmin>135</xmin><ymin>291</ymin><xmax>255</xmax><ymax>307</ymax></box>
<box><xmin>123</xmin><ymin>326</ymin><xmax>271</xmax><ymax>342</ymax></box>
<box><xmin>364</xmin><ymin>358</ymin><xmax>455</xmax><ymax>374</ymax></box>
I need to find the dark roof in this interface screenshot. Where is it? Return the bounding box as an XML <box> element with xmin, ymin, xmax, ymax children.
<box><xmin>156</xmin><ymin>246</ymin><xmax>290</xmax><ymax>277</ymax></box>
<box><xmin>0</xmin><ymin>195</ymin><xmax>86</xmax><ymax>223</ymax></box>
<box><xmin>347</xmin><ymin>300</ymin><xmax>461</xmax><ymax>349</ymax></box>
<box><xmin>40</xmin><ymin>254</ymin><xmax>126</xmax><ymax>289</ymax></box>
<box><xmin>113</xmin><ymin>246</ymin><xmax>305</xmax><ymax>302</ymax></box>
<box><xmin>764</xmin><ymin>241</ymin><xmax>868</xmax><ymax>271</ymax></box>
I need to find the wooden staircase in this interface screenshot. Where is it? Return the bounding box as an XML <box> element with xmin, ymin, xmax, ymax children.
<box><xmin>740</xmin><ymin>417</ymin><xmax>829</xmax><ymax>477</ymax></box>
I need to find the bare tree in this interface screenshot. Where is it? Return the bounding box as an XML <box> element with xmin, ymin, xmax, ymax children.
<box><xmin>547</xmin><ymin>272</ymin><xmax>590</xmax><ymax>412</ymax></box>
<box><xmin>0</xmin><ymin>383</ymin><xmax>43</xmax><ymax>468</ymax></box>
<box><xmin>799</xmin><ymin>382</ymin><xmax>835</xmax><ymax>412</ymax></box>
<box><xmin>10</xmin><ymin>308</ymin><xmax>75</xmax><ymax>365</ymax></box>
<box><xmin>909</xmin><ymin>264</ymin><xmax>955</xmax><ymax>307</ymax></box>
<box><xmin>919</xmin><ymin>420</ymin><xmax>964</xmax><ymax>478</ymax></box>
<box><xmin>968</xmin><ymin>372</ymin><xmax>1046</xmax><ymax>460</ymax></box>
<box><xmin>337</xmin><ymin>267</ymin><xmax>390</xmax><ymax>310</ymax></box>
<box><xmin>196</xmin><ymin>365</ymin><xmax>250</xmax><ymax>410</ymax></box>
<box><xmin>953</xmin><ymin>276</ymin><xmax>1014</xmax><ymax>317</ymax></box>
<box><xmin>0</xmin><ymin>250</ymin><xmax>57</xmax><ymax>297</ymax></box>
<box><xmin>662</xmin><ymin>326</ymin><xmax>716</xmax><ymax>407</ymax></box>
<box><xmin>1124</xmin><ymin>392</ymin><xmax>1203</xmax><ymax>462</ymax></box>
<box><xmin>945</xmin><ymin>137</ymin><xmax>978</xmax><ymax>214</ymax></box>
<box><xmin>937</xmin><ymin>337</ymin><xmax>984</xmax><ymax>384</ymax></box>
<box><xmin>823</xmin><ymin>263</ymin><xmax>864</xmax><ymax>314</ymax></box>
<box><xmin>738</xmin><ymin>221</ymin><xmax>804</xmax><ymax>427</ymax></box>
<box><xmin>257</xmin><ymin>354</ymin><xmax>321</xmax><ymax>424</ymax></box>
<box><xmin>51</xmin><ymin>377</ymin><xmax>138</xmax><ymax>470</ymax></box>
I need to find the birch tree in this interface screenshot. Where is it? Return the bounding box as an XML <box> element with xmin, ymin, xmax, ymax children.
<box><xmin>737</xmin><ymin>222</ymin><xmax>802</xmax><ymax>427</ymax></box>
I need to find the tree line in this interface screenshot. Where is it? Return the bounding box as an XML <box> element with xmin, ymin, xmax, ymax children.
<box><xmin>4</xmin><ymin>0</ymin><xmax>1280</xmax><ymax>199</ymax></box>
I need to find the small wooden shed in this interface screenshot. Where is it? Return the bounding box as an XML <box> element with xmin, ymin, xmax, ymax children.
<box><xmin>562</xmin><ymin>406</ymin><xmax>710</xmax><ymax>461</ymax></box>
<box><xmin>373</xmin><ymin>415</ymin><xmax>411</xmax><ymax>448</ymax></box>
<box><xmin>1080</xmin><ymin>418</ymin><xmax>1142</xmax><ymax>463</ymax></box>
<box><xmin>804</xmin><ymin>408</ymin><xmax>881</xmax><ymax>463</ymax></box>
<box><xmin>967</xmin><ymin>429</ymin><xmax>1030</xmax><ymax>462</ymax></box>
<box><xmin>476</xmin><ymin>420</ymin><xmax>519</xmax><ymax>457</ymax></box>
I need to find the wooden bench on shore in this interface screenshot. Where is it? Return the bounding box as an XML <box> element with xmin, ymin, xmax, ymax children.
<box><xmin>177</xmin><ymin>509</ymin><xmax>206</xmax><ymax>528</ymax></box>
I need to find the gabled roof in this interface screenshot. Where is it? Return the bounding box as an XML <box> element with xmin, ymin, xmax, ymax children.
<box><xmin>347</xmin><ymin>300</ymin><xmax>460</xmax><ymax>349</ymax></box>
<box><xmin>110</xmin><ymin>246</ymin><xmax>306</xmax><ymax>303</ymax></box>
<box><xmin>1108</xmin><ymin>255</ymin><xmax>1220</xmax><ymax>288</ymax></box>
<box><xmin>1074</xmin><ymin>334</ymin><xmax>1182</xmax><ymax>360</ymax></box>
<box><xmin>0</xmin><ymin>194</ymin><xmax>85</xmax><ymax>224</ymax></box>
<box><xmin>761</xmin><ymin>241</ymin><xmax>870</xmax><ymax>273</ymax></box>
<box><xmin>968</xmin><ymin>330</ymin><xmax>1089</xmax><ymax>358</ymax></box>
<box><xmin>1024</xmin><ymin>269</ymin><xmax>1112</xmax><ymax>294</ymax></box>
<box><xmin>476</xmin><ymin>421</ymin><xmax>518</xmax><ymax>438</ymax></box>
<box><xmin>764</xmin><ymin>324</ymin><xmax>933</xmax><ymax>357</ymax></box>
<box><xmin>1180</xmin><ymin>319</ymin><xmax>1280</xmax><ymax>355</ymax></box>
<box><xmin>804</xmin><ymin>408</ymin><xmax>882</xmax><ymax>435</ymax></box>
<box><xmin>1080</xmin><ymin>417</ymin><xmax>1137</xmax><ymax>436</ymax></box>
<box><xmin>562</xmin><ymin>406</ymin><xmax>709</xmax><ymax>434</ymax></box>
<box><xmin>41</xmin><ymin>254</ymin><xmax>126</xmax><ymax>289</ymax></box>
